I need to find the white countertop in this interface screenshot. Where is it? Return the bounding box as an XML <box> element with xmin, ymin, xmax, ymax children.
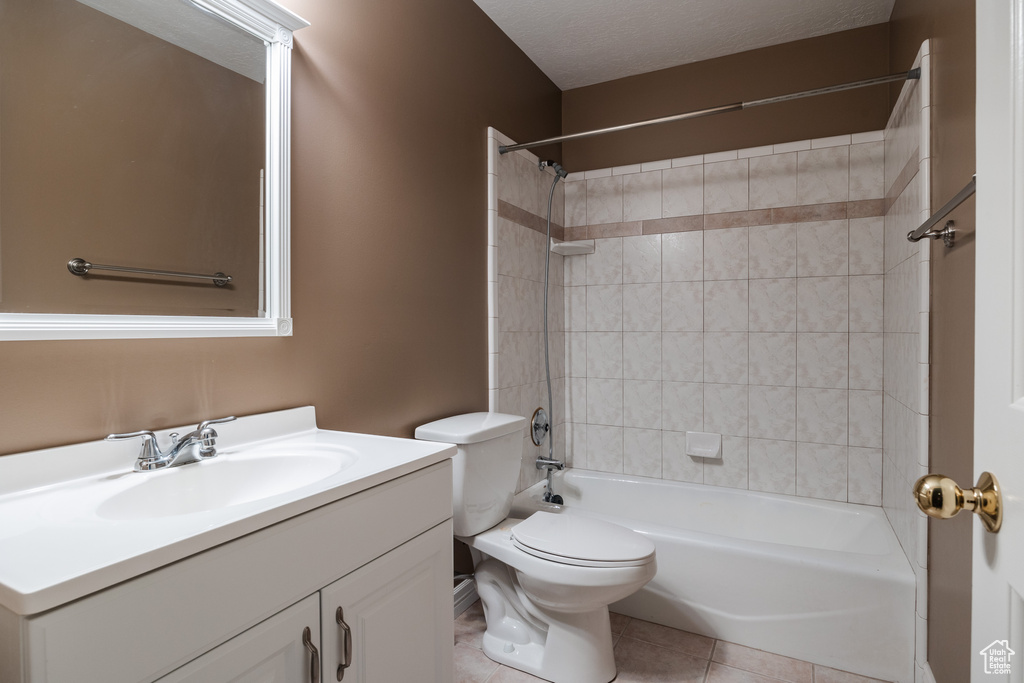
<box><xmin>0</xmin><ymin>407</ymin><xmax>455</xmax><ymax>615</ymax></box>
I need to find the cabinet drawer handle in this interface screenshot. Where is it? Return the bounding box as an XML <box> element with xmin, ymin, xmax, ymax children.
<box><xmin>336</xmin><ymin>606</ymin><xmax>353</xmax><ymax>681</ymax></box>
<box><xmin>302</xmin><ymin>626</ymin><xmax>321</xmax><ymax>683</ymax></box>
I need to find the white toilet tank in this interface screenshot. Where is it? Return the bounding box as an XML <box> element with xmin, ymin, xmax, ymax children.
<box><xmin>415</xmin><ymin>412</ymin><xmax>527</xmax><ymax>536</ymax></box>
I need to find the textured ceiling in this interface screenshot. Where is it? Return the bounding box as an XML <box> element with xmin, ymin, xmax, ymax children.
<box><xmin>472</xmin><ymin>0</ymin><xmax>896</xmax><ymax>90</ymax></box>
<box><xmin>78</xmin><ymin>0</ymin><xmax>266</xmax><ymax>82</ymax></box>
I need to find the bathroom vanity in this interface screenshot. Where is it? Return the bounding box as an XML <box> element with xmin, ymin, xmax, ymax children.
<box><xmin>0</xmin><ymin>408</ymin><xmax>456</xmax><ymax>682</ymax></box>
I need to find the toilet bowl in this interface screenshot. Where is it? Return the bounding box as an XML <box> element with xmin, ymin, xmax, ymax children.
<box><xmin>465</xmin><ymin>513</ymin><xmax>656</xmax><ymax>682</ymax></box>
<box><xmin>415</xmin><ymin>413</ymin><xmax>657</xmax><ymax>683</ymax></box>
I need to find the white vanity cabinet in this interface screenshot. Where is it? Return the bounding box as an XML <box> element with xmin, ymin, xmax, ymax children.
<box><xmin>320</xmin><ymin>523</ymin><xmax>452</xmax><ymax>682</ymax></box>
<box><xmin>2</xmin><ymin>460</ymin><xmax>454</xmax><ymax>683</ymax></box>
<box><xmin>158</xmin><ymin>521</ymin><xmax>453</xmax><ymax>683</ymax></box>
<box><xmin>156</xmin><ymin>594</ymin><xmax>322</xmax><ymax>683</ymax></box>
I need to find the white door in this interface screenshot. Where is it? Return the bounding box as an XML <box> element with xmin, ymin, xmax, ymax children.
<box><xmin>157</xmin><ymin>593</ymin><xmax>322</xmax><ymax>683</ymax></box>
<box><xmin>320</xmin><ymin>522</ymin><xmax>453</xmax><ymax>683</ymax></box>
<box><xmin>974</xmin><ymin>1</ymin><xmax>1024</xmax><ymax>680</ymax></box>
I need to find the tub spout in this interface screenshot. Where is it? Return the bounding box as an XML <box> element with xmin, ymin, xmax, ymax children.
<box><xmin>535</xmin><ymin>457</ymin><xmax>564</xmax><ymax>471</ymax></box>
<box><xmin>536</xmin><ymin>456</ymin><xmax>564</xmax><ymax>505</ymax></box>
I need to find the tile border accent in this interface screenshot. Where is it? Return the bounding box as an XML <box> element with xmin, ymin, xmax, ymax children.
<box><xmin>636</xmin><ymin>216</ymin><xmax>705</xmax><ymax>235</ymax></box>
<box><xmin>564</xmin><ymin>200</ymin><xmax>886</xmax><ymax>240</ymax></box>
<box><xmin>704</xmin><ymin>209</ymin><xmax>772</xmax><ymax>230</ymax></box>
<box><xmin>590</xmin><ymin>221</ymin><xmax>643</xmax><ymax>238</ymax></box>
<box><xmin>564</xmin><ymin>225</ymin><xmax>588</xmax><ymax>241</ymax></box>
<box><xmin>497</xmin><ymin>199</ymin><xmax>565</xmax><ymax>241</ymax></box>
<box><xmin>849</xmin><ymin>199</ymin><xmax>886</xmax><ymax>219</ymax></box>
<box><xmin>885</xmin><ymin>147</ymin><xmax>920</xmax><ymax>214</ymax></box>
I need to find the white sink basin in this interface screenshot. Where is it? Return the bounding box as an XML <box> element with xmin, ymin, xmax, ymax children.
<box><xmin>0</xmin><ymin>407</ymin><xmax>457</xmax><ymax>615</ymax></box>
<box><xmin>97</xmin><ymin>446</ymin><xmax>356</xmax><ymax>520</ymax></box>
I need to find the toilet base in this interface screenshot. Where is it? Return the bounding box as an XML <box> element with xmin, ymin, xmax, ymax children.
<box><xmin>475</xmin><ymin>559</ymin><xmax>617</xmax><ymax>683</ymax></box>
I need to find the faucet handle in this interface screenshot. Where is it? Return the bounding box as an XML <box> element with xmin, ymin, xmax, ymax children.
<box><xmin>197</xmin><ymin>416</ymin><xmax>237</xmax><ymax>432</ymax></box>
<box><xmin>106</xmin><ymin>430</ymin><xmax>157</xmax><ymax>445</ymax></box>
<box><xmin>196</xmin><ymin>416</ymin><xmax>236</xmax><ymax>456</ymax></box>
<box><xmin>106</xmin><ymin>430</ymin><xmax>161</xmax><ymax>463</ymax></box>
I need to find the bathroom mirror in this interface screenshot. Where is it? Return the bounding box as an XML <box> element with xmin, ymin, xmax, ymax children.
<box><xmin>0</xmin><ymin>0</ymin><xmax>308</xmax><ymax>339</ymax></box>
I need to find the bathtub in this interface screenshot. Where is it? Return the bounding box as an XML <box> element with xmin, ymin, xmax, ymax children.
<box><xmin>510</xmin><ymin>469</ymin><xmax>915</xmax><ymax>683</ymax></box>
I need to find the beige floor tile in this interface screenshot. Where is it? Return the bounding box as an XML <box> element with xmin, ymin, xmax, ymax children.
<box><xmin>456</xmin><ymin>600</ymin><xmax>485</xmax><ymax>625</ymax></box>
<box><xmin>456</xmin><ymin>601</ymin><xmax>487</xmax><ymax>649</ymax></box>
<box><xmin>486</xmin><ymin>665</ymin><xmax>547</xmax><ymax>682</ymax></box>
<box><xmin>813</xmin><ymin>665</ymin><xmax>890</xmax><ymax>683</ymax></box>
<box><xmin>706</xmin><ymin>662</ymin><xmax>789</xmax><ymax>682</ymax></box>
<box><xmin>712</xmin><ymin>642</ymin><xmax>813</xmax><ymax>683</ymax></box>
<box><xmin>610</xmin><ymin>610</ymin><xmax>632</xmax><ymax>634</ymax></box>
<box><xmin>455</xmin><ymin>601</ymin><xmax>852</xmax><ymax>683</ymax></box>
<box><xmin>455</xmin><ymin>643</ymin><xmax>499</xmax><ymax>683</ymax></box>
<box><xmin>622</xmin><ymin>617</ymin><xmax>715</xmax><ymax>659</ymax></box>
<box><xmin>613</xmin><ymin>636</ymin><xmax>710</xmax><ymax>682</ymax></box>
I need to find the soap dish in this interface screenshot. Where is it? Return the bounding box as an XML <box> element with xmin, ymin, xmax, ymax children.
<box><xmin>685</xmin><ymin>431</ymin><xmax>722</xmax><ymax>459</ymax></box>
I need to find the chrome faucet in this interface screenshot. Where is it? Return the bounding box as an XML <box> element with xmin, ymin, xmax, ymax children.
<box><xmin>535</xmin><ymin>457</ymin><xmax>564</xmax><ymax>471</ymax></box>
<box><xmin>107</xmin><ymin>416</ymin><xmax>237</xmax><ymax>472</ymax></box>
<box><xmin>535</xmin><ymin>456</ymin><xmax>565</xmax><ymax>504</ymax></box>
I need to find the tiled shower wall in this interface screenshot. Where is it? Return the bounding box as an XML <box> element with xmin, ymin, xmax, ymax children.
<box><xmin>487</xmin><ymin>127</ymin><xmax>566</xmax><ymax>494</ymax></box>
<box><xmin>488</xmin><ymin>44</ymin><xmax>931</xmax><ymax>682</ymax></box>
<box><xmin>560</xmin><ymin>135</ymin><xmax>887</xmax><ymax>504</ymax></box>
<box><xmin>881</xmin><ymin>43</ymin><xmax>931</xmax><ymax>683</ymax></box>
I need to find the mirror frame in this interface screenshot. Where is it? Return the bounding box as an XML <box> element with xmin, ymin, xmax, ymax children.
<box><xmin>0</xmin><ymin>0</ymin><xmax>309</xmax><ymax>340</ymax></box>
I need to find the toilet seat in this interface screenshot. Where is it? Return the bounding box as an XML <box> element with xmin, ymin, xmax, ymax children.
<box><xmin>416</xmin><ymin>412</ymin><xmax>657</xmax><ymax>683</ymax></box>
<box><xmin>510</xmin><ymin>512</ymin><xmax>655</xmax><ymax>568</ymax></box>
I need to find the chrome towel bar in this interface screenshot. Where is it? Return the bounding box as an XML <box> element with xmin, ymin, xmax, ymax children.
<box><xmin>907</xmin><ymin>175</ymin><xmax>976</xmax><ymax>247</ymax></box>
<box><xmin>67</xmin><ymin>258</ymin><xmax>232</xmax><ymax>286</ymax></box>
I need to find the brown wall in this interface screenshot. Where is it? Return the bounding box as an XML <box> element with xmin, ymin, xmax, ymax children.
<box><xmin>561</xmin><ymin>25</ymin><xmax>892</xmax><ymax>171</ymax></box>
<box><xmin>890</xmin><ymin>2</ymin><xmax>976</xmax><ymax>682</ymax></box>
<box><xmin>0</xmin><ymin>9</ymin><xmax>979</xmax><ymax>677</ymax></box>
<box><xmin>0</xmin><ymin>0</ymin><xmax>560</xmax><ymax>455</ymax></box>
<box><xmin>1</xmin><ymin>0</ymin><xmax>264</xmax><ymax>316</ymax></box>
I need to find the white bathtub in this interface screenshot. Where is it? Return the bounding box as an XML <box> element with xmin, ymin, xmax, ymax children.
<box><xmin>511</xmin><ymin>470</ymin><xmax>915</xmax><ymax>683</ymax></box>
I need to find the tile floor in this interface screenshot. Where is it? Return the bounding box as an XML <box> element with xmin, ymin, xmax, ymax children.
<box><xmin>454</xmin><ymin>601</ymin><xmax>890</xmax><ymax>683</ymax></box>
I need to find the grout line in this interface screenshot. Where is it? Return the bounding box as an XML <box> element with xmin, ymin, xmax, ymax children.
<box><xmin>620</xmin><ymin>241</ymin><xmax>626</xmax><ymax>473</ymax></box>
<box><xmin>701</xmin><ymin>658</ymin><xmax>713</xmax><ymax>683</ymax></box>
<box><xmin>746</xmin><ymin>227</ymin><xmax>752</xmax><ymax>491</ymax></box>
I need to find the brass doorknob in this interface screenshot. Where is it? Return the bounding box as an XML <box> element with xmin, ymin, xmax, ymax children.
<box><xmin>913</xmin><ymin>471</ymin><xmax>1002</xmax><ymax>533</ymax></box>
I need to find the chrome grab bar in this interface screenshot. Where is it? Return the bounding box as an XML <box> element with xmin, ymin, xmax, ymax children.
<box><xmin>67</xmin><ymin>257</ymin><xmax>231</xmax><ymax>286</ymax></box>
<box><xmin>907</xmin><ymin>175</ymin><xmax>976</xmax><ymax>247</ymax></box>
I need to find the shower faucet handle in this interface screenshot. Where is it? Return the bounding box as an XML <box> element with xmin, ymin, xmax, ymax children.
<box><xmin>530</xmin><ymin>407</ymin><xmax>550</xmax><ymax>447</ymax></box>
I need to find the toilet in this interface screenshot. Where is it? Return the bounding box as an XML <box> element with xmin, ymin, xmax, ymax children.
<box><xmin>416</xmin><ymin>412</ymin><xmax>656</xmax><ymax>683</ymax></box>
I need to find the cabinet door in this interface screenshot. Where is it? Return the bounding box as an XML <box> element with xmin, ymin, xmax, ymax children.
<box><xmin>321</xmin><ymin>521</ymin><xmax>453</xmax><ymax>683</ymax></box>
<box><xmin>158</xmin><ymin>594</ymin><xmax>321</xmax><ymax>683</ymax></box>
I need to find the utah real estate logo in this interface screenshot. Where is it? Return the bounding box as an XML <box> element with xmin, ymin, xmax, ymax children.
<box><xmin>980</xmin><ymin>640</ymin><xmax>1015</xmax><ymax>675</ymax></box>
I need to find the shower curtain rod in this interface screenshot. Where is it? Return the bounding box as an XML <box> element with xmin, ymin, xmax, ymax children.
<box><xmin>499</xmin><ymin>68</ymin><xmax>921</xmax><ymax>154</ymax></box>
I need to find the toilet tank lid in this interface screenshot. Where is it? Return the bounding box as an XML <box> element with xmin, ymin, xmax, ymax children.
<box><xmin>415</xmin><ymin>412</ymin><xmax>527</xmax><ymax>444</ymax></box>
